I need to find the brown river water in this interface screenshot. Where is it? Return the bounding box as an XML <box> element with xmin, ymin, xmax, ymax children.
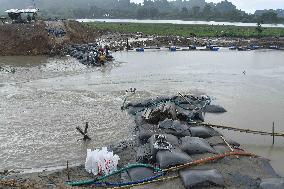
<box><xmin>0</xmin><ymin>49</ymin><xmax>284</xmax><ymax>175</ymax></box>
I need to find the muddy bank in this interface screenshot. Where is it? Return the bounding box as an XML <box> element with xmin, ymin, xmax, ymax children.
<box><xmin>1</xmin><ymin>21</ymin><xmax>283</xmax><ymax>56</ymax></box>
<box><xmin>98</xmin><ymin>32</ymin><xmax>284</xmax><ymax>51</ymax></box>
<box><xmin>0</xmin><ymin>21</ymin><xmax>101</xmax><ymax>56</ymax></box>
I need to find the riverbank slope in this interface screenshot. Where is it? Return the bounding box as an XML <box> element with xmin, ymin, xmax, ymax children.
<box><xmin>0</xmin><ymin>20</ymin><xmax>100</xmax><ymax>56</ymax></box>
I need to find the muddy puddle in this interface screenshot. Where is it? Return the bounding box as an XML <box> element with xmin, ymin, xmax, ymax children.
<box><xmin>0</xmin><ymin>49</ymin><xmax>284</xmax><ymax>175</ymax></box>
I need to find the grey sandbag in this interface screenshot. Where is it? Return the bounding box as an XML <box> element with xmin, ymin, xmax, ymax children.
<box><xmin>127</xmin><ymin>167</ymin><xmax>156</xmax><ymax>181</ymax></box>
<box><xmin>144</xmin><ymin>101</ymin><xmax>177</xmax><ymax>124</ymax></box>
<box><xmin>158</xmin><ymin>118</ymin><xmax>173</xmax><ymax>129</ymax></box>
<box><xmin>180</xmin><ymin>169</ymin><xmax>225</xmax><ymax>188</ymax></box>
<box><xmin>193</xmin><ymin>112</ymin><xmax>205</xmax><ymax>122</ymax></box>
<box><xmin>138</xmin><ymin>124</ymin><xmax>162</xmax><ymax>142</ymax></box>
<box><xmin>158</xmin><ymin>119</ymin><xmax>191</xmax><ymax>137</ymax></box>
<box><xmin>181</xmin><ymin>136</ymin><xmax>217</xmax><ymax>155</ymax></box>
<box><xmin>127</xmin><ymin>106</ymin><xmax>145</xmax><ymax>115</ymax></box>
<box><xmin>149</xmin><ymin>134</ymin><xmax>180</xmax><ymax>156</ymax></box>
<box><xmin>156</xmin><ymin>149</ymin><xmax>192</xmax><ymax>169</ymax></box>
<box><xmin>260</xmin><ymin>178</ymin><xmax>284</xmax><ymax>189</ymax></box>
<box><xmin>175</xmin><ymin>106</ymin><xmax>194</xmax><ymax>121</ymax></box>
<box><xmin>206</xmin><ymin>136</ymin><xmax>240</xmax><ymax>147</ymax></box>
<box><xmin>204</xmin><ymin>104</ymin><xmax>227</xmax><ymax>113</ymax></box>
<box><xmin>135</xmin><ymin>113</ymin><xmax>147</xmax><ymax>126</ymax></box>
<box><xmin>136</xmin><ymin>143</ymin><xmax>152</xmax><ymax>163</ymax></box>
<box><xmin>190</xmin><ymin>126</ymin><xmax>221</xmax><ymax>138</ymax></box>
<box><xmin>148</xmin><ymin>133</ymin><xmax>180</xmax><ymax>147</ymax></box>
<box><xmin>126</xmin><ymin>99</ymin><xmax>154</xmax><ymax>108</ymax></box>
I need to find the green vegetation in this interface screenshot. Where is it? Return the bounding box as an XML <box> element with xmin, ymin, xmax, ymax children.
<box><xmin>85</xmin><ymin>22</ymin><xmax>284</xmax><ymax>38</ymax></box>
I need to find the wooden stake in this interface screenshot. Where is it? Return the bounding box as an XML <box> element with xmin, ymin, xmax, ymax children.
<box><xmin>272</xmin><ymin>122</ymin><xmax>275</xmax><ymax>145</ymax></box>
<box><xmin>67</xmin><ymin>161</ymin><xmax>70</xmax><ymax>181</ymax></box>
<box><xmin>126</xmin><ymin>38</ymin><xmax>129</xmax><ymax>51</ymax></box>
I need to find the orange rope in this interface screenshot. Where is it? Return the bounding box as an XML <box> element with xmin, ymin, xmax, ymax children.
<box><xmin>163</xmin><ymin>151</ymin><xmax>258</xmax><ymax>172</ymax></box>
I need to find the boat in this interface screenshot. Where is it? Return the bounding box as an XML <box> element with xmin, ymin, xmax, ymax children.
<box><xmin>136</xmin><ymin>48</ymin><xmax>144</xmax><ymax>52</ymax></box>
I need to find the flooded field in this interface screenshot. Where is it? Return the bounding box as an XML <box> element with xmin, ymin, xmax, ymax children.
<box><xmin>0</xmin><ymin>49</ymin><xmax>284</xmax><ymax>175</ymax></box>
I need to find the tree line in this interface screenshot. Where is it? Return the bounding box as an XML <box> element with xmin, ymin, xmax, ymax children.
<box><xmin>0</xmin><ymin>0</ymin><xmax>283</xmax><ymax>23</ymax></box>
<box><xmin>69</xmin><ymin>0</ymin><xmax>283</xmax><ymax>23</ymax></box>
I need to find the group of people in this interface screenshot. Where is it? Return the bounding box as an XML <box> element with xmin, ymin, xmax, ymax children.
<box><xmin>87</xmin><ymin>45</ymin><xmax>112</xmax><ymax>65</ymax></box>
<box><xmin>68</xmin><ymin>44</ymin><xmax>114</xmax><ymax>66</ymax></box>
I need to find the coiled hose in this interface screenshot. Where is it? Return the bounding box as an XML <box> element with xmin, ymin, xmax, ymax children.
<box><xmin>90</xmin><ymin>172</ymin><xmax>164</xmax><ymax>187</ymax></box>
<box><xmin>67</xmin><ymin>163</ymin><xmax>162</xmax><ymax>186</ymax></box>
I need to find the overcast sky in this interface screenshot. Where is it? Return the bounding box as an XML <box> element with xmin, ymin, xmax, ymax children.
<box><xmin>130</xmin><ymin>0</ymin><xmax>284</xmax><ymax>13</ymax></box>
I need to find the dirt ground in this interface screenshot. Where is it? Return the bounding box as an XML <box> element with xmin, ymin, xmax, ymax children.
<box><xmin>1</xmin><ymin>21</ymin><xmax>283</xmax><ymax>56</ymax></box>
<box><xmin>0</xmin><ymin>20</ymin><xmax>101</xmax><ymax>56</ymax></box>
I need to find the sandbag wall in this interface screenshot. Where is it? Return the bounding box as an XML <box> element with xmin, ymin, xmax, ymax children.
<box><xmin>123</xmin><ymin>95</ymin><xmax>234</xmax><ymax>188</ymax></box>
<box><xmin>122</xmin><ymin>94</ymin><xmax>284</xmax><ymax>189</ymax></box>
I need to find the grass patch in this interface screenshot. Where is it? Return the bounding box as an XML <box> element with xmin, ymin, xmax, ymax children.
<box><xmin>85</xmin><ymin>22</ymin><xmax>284</xmax><ymax>38</ymax></box>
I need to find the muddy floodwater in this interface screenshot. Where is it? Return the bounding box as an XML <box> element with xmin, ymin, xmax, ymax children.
<box><xmin>0</xmin><ymin>49</ymin><xmax>284</xmax><ymax>175</ymax></box>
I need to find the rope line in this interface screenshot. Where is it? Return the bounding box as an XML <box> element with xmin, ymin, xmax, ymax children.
<box><xmin>91</xmin><ymin>151</ymin><xmax>257</xmax><ymax>189</ymax></box>
<box><xmin>162</xmin><ymin>151</ymin><xmax>257</xmax><ymax>172</ymax></box>
<box><xmin>201</xmin><ymin>123</ymin><xmax>284</xmax><ymax>137</ymax></box>
<box><xmin>107</xmin><ymin>152</ymin><xmax>257</xmax><ymax>189</ymax></box>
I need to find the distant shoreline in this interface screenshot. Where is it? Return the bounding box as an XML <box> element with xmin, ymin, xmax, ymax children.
<box><xmin>85</xmin><ymin>21</ymin><xmax>284</xmax><ymax>38</ymax></box>
<box><xmin>77</xmin><ymin>18</ymin><xmax>284</xmax><ymax>28</ymax></box>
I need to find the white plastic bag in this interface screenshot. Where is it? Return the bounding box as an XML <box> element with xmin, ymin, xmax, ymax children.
<box><xmin>85</xmin><ymin>147</ymin><xmax>120</xmax><ymax>176</ymax></box>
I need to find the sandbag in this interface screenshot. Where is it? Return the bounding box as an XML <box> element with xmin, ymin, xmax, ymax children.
<box><xmin>138</xmin><ymin>124</ymin><xmax>162</xmax><ymax>143</ymax></box>
<box><xmin>181</xmin><ymin>136</ymin><xmax>217</xmax><ymax>155</ymax></box>
<box><xmin>136</xmin><ymin>143</ymin><xmax>151</xmax><ymax>163</ymax></box>
<box><xmin>260</xmin><ymin>178</ymin><xmax>284</xmax><ymax>189</ymax></box>
<box><xmin>148</xmin><ymin>134</ymin><xmax>180</xmax><ymax>147</ymax></box>
<box><xmin>158</xmin><ymin>119</ymin><xmax>191</xmax><ymax>137</ymax></box>
<box><xmin>193</xmin><ymin>112</ymin><xmax>205</xmax><ymax>122</ymax></box>
<box><xmin>134</xmin><ymin>113</ymin><xmax>147</xmax><ymax>126</ymax></box>
<box><xmin>175</xmin><ymin>106</ymin><xmax>194</xmax><ymax>121</ymax></box>
<box><xmin>127</xmin><ymin>106</ymin><xmax>145</xmax><ymax>115</ymax></box>
<box><xmin>204</xmin><ymin>104</ymin><xmax>227</xmax><ymax>113</ymax></box>
<box><xmin>127</xmin><ymin>167</ymin><xmax>156</xmax><ymax>181</ymax></box>
<box><xmin>190</xmin><ymin>126</ymin><xmax>221</xmax><ymax>138</ymax></box>
<box><xmin>180</xmin><ymin>169</ymin><xmax>225</xmax><ymax>188</ymax></box>
<box><xmin>156</xmin><ymin>148</ymin><xmax>192</xmax><ymax>169</ymax></box>
<box><xmin>149</xmin><ymin>134</ymin><xmax>180</xmax><ymax>156</ymax></box>
<box><xmin>143</xmin><ymin>101</ymin><xmax>177</xmax><ymax>124</ymax></box>
<box><xmin>126</xmin><ymin>99</ymin><xmax>154</xmax><ymax>108</ymax></box>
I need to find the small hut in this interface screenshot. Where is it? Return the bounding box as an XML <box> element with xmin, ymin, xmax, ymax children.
<box><xmin>5</xmin><ymin>8</ymin><xmax>39</xmax><ymax>23</ymax></box>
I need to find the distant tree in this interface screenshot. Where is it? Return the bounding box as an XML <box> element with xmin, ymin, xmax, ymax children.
<box><xmin>136</xmin><ymin>7</ymin><xmax>148</xmax><ymax>18</ymax></box>
<box><xmin>215</xmin><ymin>0</ymin><xmax>236</xmax><ymax>14</ymax></box>
<box><xmin>149</xmin><ymin>7</ymin><xmax>159</xmax><ymax>18</ymax></box>
<box><xmin>180</xmin><ymin>7</ymin><xmax>189</xmax><ymax>18</ymax></box>
<box><xmin>191</xmin><ymin>6</ymin><xmax>200</xmax><ymax>18</ymax></box>
<box><xmin>260</xmin><ymin>12</ymin><xmax>279</xmax><ymax>23</ymax></box>
<box><xmin>202</xmin><ymin>4</ymin><xmax>212</xmax><ymax>19</ymax></box>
